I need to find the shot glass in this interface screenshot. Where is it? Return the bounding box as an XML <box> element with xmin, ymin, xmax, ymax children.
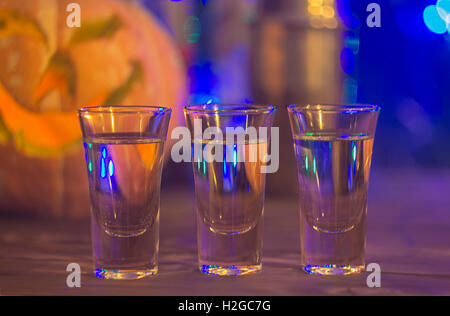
<box><xmin>78</xmin><ymin>106</ymin><xmax>171</xmax><ymax>280</ymax></box>
<box><xmin>185</xmin><ymin>104</ymin><xmax>277</xmax><ymax>276</ymax></box>
<box><xmin>288</xmin><ymin>104</ymin><xmax>380</xmax><ymax>276</ymax></box>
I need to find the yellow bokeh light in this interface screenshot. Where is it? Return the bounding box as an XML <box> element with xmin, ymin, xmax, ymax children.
<box><xmin>321</xmin><ymin>6</ymin><xmax>335</xmax><ymax>19</ymax></box>
<box><xmin>308</xmin><ymin>4</ymin><xmax>321</xmax><ymax>16</ymax></box>
<box><xmin>308</xmin><ymin>0</ymin><xmax>323</xmax><ymax>4</ymax></box>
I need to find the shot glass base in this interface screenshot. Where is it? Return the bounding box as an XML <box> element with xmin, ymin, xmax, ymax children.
<box><xmin>95</xmin><ymin>268</ymin><xmax>158</xmax><ymax>280</ymax></box>
<box><xmin>302</xmin><ymin>264</ymin><xmax>364</xmax><ymax>276</ymax></box>
<box><xmin>199</xmin><ymin>264</ymin><xmax>262</xmax><ymax>276</ymax></box>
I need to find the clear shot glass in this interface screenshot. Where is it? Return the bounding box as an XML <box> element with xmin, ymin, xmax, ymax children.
<box><xmin>78</xmin><ymin>106</ymin><xmax>171</xmax><ymax>280</ymax></box>
<box><xmin>288</xmin><ymin>104</ymin><xmax>380</xmax><ymax>276</ymax></box>
<box><xmin>185</xmin><ymin>104</ymin><xmax>277</xmax><ymax>276</ymax></box>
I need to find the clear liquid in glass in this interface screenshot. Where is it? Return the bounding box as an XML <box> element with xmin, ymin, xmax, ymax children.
<box><xmin>83</xmin><ymin>133</ymin><xmax>163</xmax><ymax>279</ymax></box>
<box><xmin>294</xmin><ymin>132</ymin><xmax>374</xmax><ymax>275</ymax></box>
<box><xmin>192</xmin><ymin>138</ymin><xmax>267</xmax><ymax>276</ymax></box>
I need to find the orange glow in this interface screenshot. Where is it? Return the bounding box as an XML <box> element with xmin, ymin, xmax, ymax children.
<box><xmin>324</xmin><ymin>18</ymin><xmax>338</xmax><ymax>29</ymax></box>
<box><xmin>0</xmin><ymin>81</ymin><xmax>80</xmax><ymax>155</ymax></box>
<box><xmin>308</xmin><ymin>5</ymin><xmax>322</xmax><ymax>16</ymax></box>
<box><xmin>321</xmin><ymin>6</ymin><xmax>335</xmax><ymax>19</ymax></box>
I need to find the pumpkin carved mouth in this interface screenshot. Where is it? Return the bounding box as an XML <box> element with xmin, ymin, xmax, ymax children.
<box><xmin>0</xmin><ymin>80</ymin><xmax>81</xmax><ymax>155</ymax></box>
<box><xmin>0</xmin><ymin>61</ymin><xmax>148</xmax><ymax>156</ymax></box>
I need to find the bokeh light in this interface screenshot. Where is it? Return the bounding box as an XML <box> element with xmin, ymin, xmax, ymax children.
<box><xmin>321</xmin><ymin>6</ymin><xmax>335</xmax><ymax>19</ymax></box>
<box><xmin>343</xmin><ymin>30</ymin><xmax>360</xmax><ymax>54</ymax></box>
<box><xmin>184</xmin><ymin>16</ymin><xmax>201</xmax><ymax>44</ymax></box>
<box><xmin>437</xmin><ymin>0</ymin><xmax>450</xmax><ymax>25</ymax></box>
<box><xmin>307</xmin><ymin>0</ymin><xmax>338</xmax><ymax>29</ymax></box>
<box><xmin>336</xmin><ymin>0</ymin><xmax>360</xmax><ymax>29</ymax></box>
<box><xmin>423</xmin><ymin>5</ymin><xmax>448</xmax><ymax>34</ymax></box>
<box><xmin>340</xmin><ymin>48</ymin><xmax>356</xmax><ymax>74</ymax></box>
<box><xmin>342</xmin><ymin>78</ymin><xmax>358</xmax><ymax>103</ymax></box>
<box><xmin>308</xmin><ymin>4</ymin><xmax>321</xmax><ymax>16</ymax></box>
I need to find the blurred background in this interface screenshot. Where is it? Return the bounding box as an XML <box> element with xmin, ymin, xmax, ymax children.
<box><xmin>0</xmin><ymin>0</ymin><xmax>449</xmax><ymax>218</ymax></box>
<box><xmin>157</xmin><ymin>0</ymin><xmax>450</xmax><ymax>194</ymax></box>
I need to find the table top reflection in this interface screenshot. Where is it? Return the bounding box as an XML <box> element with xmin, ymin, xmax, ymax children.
<box><xmin>0</xmin><ymin>169</ymin><xmax>449</xmax><ymax>296</ymax></box>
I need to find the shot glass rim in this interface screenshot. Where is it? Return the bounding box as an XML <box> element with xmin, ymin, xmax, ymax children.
<box><xmin>78</xmin><ymin>105</ymin><xmax>172</xmax><ymax>115</ymax></box>
<box><xmin>184</xmin><ymin>103</ymin><xmax>277</xmax><ymax>115</ymax></box>
<box><xmin>287</xmin><ymin>104</ymin><xmax>380</xmax><ymax>113</ymax></box>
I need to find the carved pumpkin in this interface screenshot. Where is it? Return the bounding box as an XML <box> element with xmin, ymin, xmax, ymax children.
<box><xmin>0</xmin><ymin>0</ymin><xmax>186</xmax><ymax>218</ymax></box>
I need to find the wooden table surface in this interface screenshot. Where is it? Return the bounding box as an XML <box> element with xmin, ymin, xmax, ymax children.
<box><xmin>1</xmin><ymin>169</ymin><xmax>449</xmax><ymax>296</ymax></box>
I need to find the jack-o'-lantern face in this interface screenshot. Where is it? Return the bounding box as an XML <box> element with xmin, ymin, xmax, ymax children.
<box><xmin>0</xmin><ymin>0</ymin><xmax>186</xmax><ymax>217</ymax></box>
<box><xmin>0</xmin><ymin>0</ymin><xmax>186</xmax><ymax>156</ymax></box>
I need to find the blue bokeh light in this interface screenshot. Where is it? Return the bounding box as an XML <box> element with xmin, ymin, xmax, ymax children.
<box><xmin>340</xmin><ymin>48</ymin><xmax>356</xmax><ymax>74</ymax></box>
<box><xmin>423</xmin><ymin>5</ymin><xmax>448</xmax><ymax>34</ymax></box>
<box><xmin>437</xmin><ymin>0</ymin><xmax>450</xmax><ymax>24</ymax></box>
<box><xmin>100</xmin><ymin>158</ymin><xmax>106</xmax><ymax>179</ymax></box>
<box><xmin>336</xmin><ymin>0</ymin><xmax>360</xmax><ymax>29</ymax></box>
<box><xmin>108</xmin><ymin>160</ymin><xmax>115</xmax><ymax>177</ymax></box>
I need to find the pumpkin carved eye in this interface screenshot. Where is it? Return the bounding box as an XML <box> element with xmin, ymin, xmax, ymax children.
<box><xmin>0</xmin><ymin>9</ymin><xmax>48</xmax><ymax>46</ymax></box>
<box><xmin>68</xmin><ymin>15</ymin><xmax>122</xmax><ymax>45</ymax></box>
